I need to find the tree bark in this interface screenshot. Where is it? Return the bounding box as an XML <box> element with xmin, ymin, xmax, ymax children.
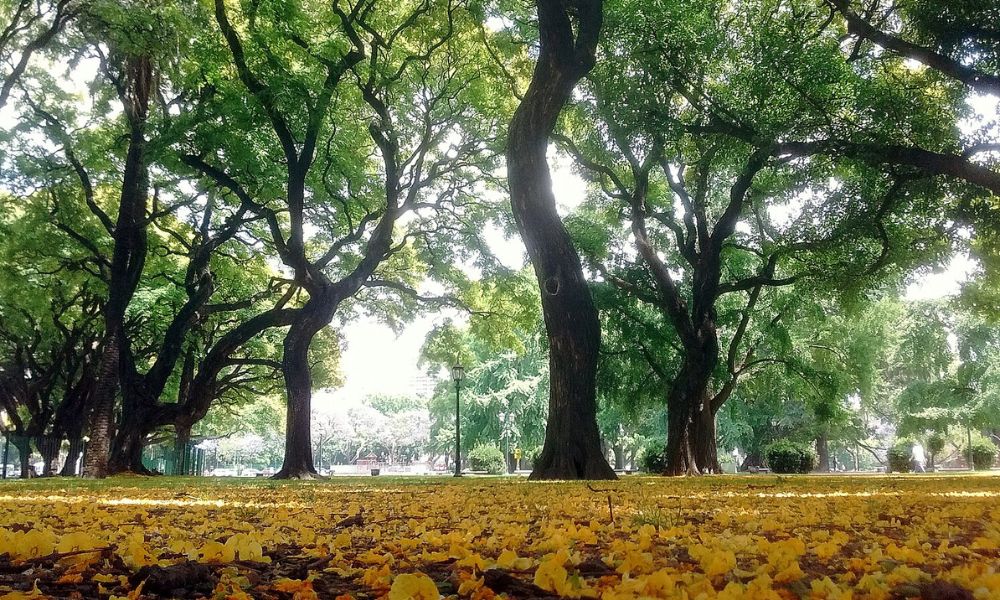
<box><xmin>107</xmin><ymin>408</ymin><xmax>153</xmax><ymax>475</ymax></box>
<box><xmin>83</xmin><ymin>336</ymin><xmax>119</xmax><ymax>478</ymax></box>
<box><xmin>816</xmin><ymin>433</ymin><xmax>830</xmax><ymax>472</ymax></box>
<box><xmin>174</xmin><ymin>423</ymin><xmax>192</xmax><ymax>475</ymax></box>
<box><xmin>11</xmin><ymin>436</ymin><xmax>32</xmax><ymax>478</ymax></box>
<box><xmin>273</xmin><ymin>304</ymin><xmax>332</xmax><ymax>479</ymax></box>
<box><xmin>691</xmin><ymin>396</ymin><xmax>722</xmax><ymax>474</ymax></box>
<box><xmin>613</xmin><ymin>444</ymin><xmax>625</xmax><ymax>470</ymax></box>
<box><xmin>507</xmin><ymin>0</ymin><xmax>614</xmax><ymax>481</ymax></box>
<box><xmin>83</xmin><ymin>55</ymin><xmax>153</xmax><ymax>477</ymax></box>
<box><xmin>39</xmin><ymin>437</ymin><xmax>60</xmax><ymax>476</ymax></box>
<box><xmin>61</xmin><ymin>437</ymin><xmax>84</xmax><ymax>476</ymax></box>
<box><xmin>663</xmin><ymin>348</ymin><xmax>717</xmax><ymax>475</ymax></box>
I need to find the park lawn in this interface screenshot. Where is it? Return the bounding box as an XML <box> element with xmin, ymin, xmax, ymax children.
<box><xmin>0</xmin><ymin>475</ymin><xmax>998</xmax><ymax>599</ymax></box>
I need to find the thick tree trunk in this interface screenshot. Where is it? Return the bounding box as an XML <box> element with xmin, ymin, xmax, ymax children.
<box><xmin>742</xmin><ymin>450</ymin><xmax>764</xmax><ymax>471</ymax></box>
<box><xmin>816</xmin><ymin>433</ymin><xmax>830</xmax><ymax>472</ymax></box>
<box><xmin>664</xmin><ymin>354</ymin><xmax>716</xmax><ymax>475</ymax></box>
<box><xmin>273</xmin><ymin>307</ymin><xmax>331</xmax><ymax>479</ymax></box>
<box><xmin>107</xmin><ymin>411</ymin><xmax>153</xmax><ymax>475</ymax></box>
<box><xmin>664</xmin><ymin>397</ymin><xmax>694</xmax><ymax>476</ymax></box>
<box><xmin>83</xmin><ymin>336</ymin><xmax>119</xmax><ymax>478</ymax></box>
<box><xmin>507</xmin><ymin>0</ymin><xmax>613</xmax><ymax>481</ymax></box>
<box><xmin>613</xmin><ymin>444</ymin><xmax>625</xmax><ymax>470</ymax></box>
<box><xmin>691</xmin><ymin>398</ymin><xmax>721</xmax><ymax>474</ymax></box>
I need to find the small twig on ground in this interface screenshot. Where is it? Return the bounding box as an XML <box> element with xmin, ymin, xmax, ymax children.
<box><xmin>587</xmin><ymin>484</ymin><xmax>615</xmax><ymax>524</ymax></box>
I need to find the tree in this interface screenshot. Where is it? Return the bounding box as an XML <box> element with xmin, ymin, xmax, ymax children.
<box><xmin>829</xmin><ymin>0</ymin><xmax>1000</xmax><ymax>95</ymax></box>
<box><xmin>186</xmin><ymin>0</ymin><xmax>496</xmax><ymax>478</ymax></box>
<box><xmin>0</xmin><ymin>0</ymin><xmax>77</xmax><ymax>108</ymax></box>
<box><xmin>558</xmin><ymin>0</ymin><xmax>997</xmax><ymax>474</ymax></box>
<box><xmin>504</xmin><ymin>0</ymin><xmax>615</xmax><ymax>480</ymax></box>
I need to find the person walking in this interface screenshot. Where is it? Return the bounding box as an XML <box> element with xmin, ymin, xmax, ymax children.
<box><xmin>911</xmin><ymin>442</ymin><xmax>927</xmax><ymax>473</ymax></box>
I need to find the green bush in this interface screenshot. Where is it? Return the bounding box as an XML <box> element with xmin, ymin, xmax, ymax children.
<box><xmin>926</xmin><ymin>432</ymin><xmax>946</xmax><ymax>469</ymax></box>
<box><xmin>764</xmin><ymin>440</ymin><xmax>816</xmax><ymax>474</ymax></box>
<box><xmin>469</xmin><ymin>443</ymin><xmax>506</xmax><ymax>474</ymax></box>
<box><xmin>887</xmin><ymin>440</ymin><xmax>913</xmax><ymax>473</ymax></box>
<box><xmin>968</xmin><ymin>439</ymin><xmax>997</xmax><ymax>471</ymax></box>
<box><xmin>640</xmin><ymin>443</ymin><xmax>668</xmax><ymax>474</ymax></box>
<box><xmin>926</xmin><ymin>433</ymin><xmax>946</xmax><ymax>456</ymax></box>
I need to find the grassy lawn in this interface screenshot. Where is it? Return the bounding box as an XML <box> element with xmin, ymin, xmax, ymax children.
<box><xmin>1</xmin><ymin>474</ymin><xmax>998</xmax><ymax>599</ymax></box>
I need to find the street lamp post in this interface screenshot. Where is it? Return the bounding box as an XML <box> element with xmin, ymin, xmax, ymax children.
<box><xmin>452</xmin><ymin>362</ymin><xmax>465</xmax><ymax>477</ymax></box>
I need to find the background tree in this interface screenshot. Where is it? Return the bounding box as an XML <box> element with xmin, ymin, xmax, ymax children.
<box><xmin>559</xmin><ymin>0</ymin><xmax>995</xmax><ymax>475</ymax></box>
<box><xmin>187</xmin><ymin>0</ymin><xmax>498</xmax><ymax>478</ymax></box>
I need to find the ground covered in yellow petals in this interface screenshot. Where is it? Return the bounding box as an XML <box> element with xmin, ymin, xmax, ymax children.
<box><xmin>1</xmin><ymin>474</ymin><xmax>998</xmax><ymax>599</ymax></box>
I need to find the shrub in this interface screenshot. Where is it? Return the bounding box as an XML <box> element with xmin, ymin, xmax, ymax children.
<box><xmin>469</xmin><ymin>443</ymin><xmax>506</xmax><ymax>474</ymax></box>
<box><xmin>764</xmin><ymin>440</ymin><xmax>816</xmax><ymax>474</ymax></box>
<box><xmin>640</xmin><ymin>443</ymin><xmax>668</xmax><ymax>474</ymax></box>
<box><xmin>926</xmin><ymin>432</ymin><xmax>946</xmax><ymax>469</ymax></box>
<box><xmin>926</xmin><ymin>433</ymin><xmax>946</xmax><ymax>456</ymax></box>
<box><xmin>968</xmin><ymin>439</ymin><xmax>997</xmax><ymax>471</ymax></box>
<box><xmin>887</xmin><ymin>440</ymin><xmax>913</xmax><ymax>473</ymax></box>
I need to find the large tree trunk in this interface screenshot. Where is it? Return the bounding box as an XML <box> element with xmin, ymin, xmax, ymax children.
<box><xmin>83</xmin><ymin>55</ymin><xmax>153</xmax><ymax>477</ymax></box>
<box><xmin>83</xmin><ymin>336</ymin><xmax>120</xmax><ymax>478</ymax></box>
<box><xmin>816</xmin><ymin>433</ymin><xmax>830</xmax><ymax>472</ymax></box>
<box><xmin>273</xmin><ymin>306</ymin><xmax>331</xmax><ymax>479</ymax></box>
<box><xmin>663</xmin><ymin>354</ymin><xmax>717</xmax><ymax>475</ymax></box>
<box><xmin>691</xmin><ymin>397</ymin><xmax>722</xmax><ymax>474</ymax></box>
<box><xmin>663</xmin><ymin>317</ymin><xmax>721</xmax><ymax>475</ymax></box>
<box><xmin>107</xmin><ymin>409</ymin><xmax>153</xmax><ymax>475</ymax></box>
<box><xmin>174</xmin><ymin>423</ymin><xmax>192</xmax><ymax>475</ymax></box>
<box><xmin>613</xmin><ymin>444</ymin><xmax>625</xmax><ymax>470</ymax></box>
<box><xmin>507</xmin><ymin>0</ymin><xmax>614</xmax><ymax>481</ymax></box>
<box><xmin>664</xmin><ymin>395</ymin><xmax>694</xmax><ymax>476</ymax></box>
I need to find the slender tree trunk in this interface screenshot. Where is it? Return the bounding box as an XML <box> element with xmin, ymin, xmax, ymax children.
<box><xmin>83</xmin><ymin>55</ymin><xmax>153</xmax><ymax>477</ymax></box>
<box><xmin>174</xmin><ymin>423</ymin><xmax>192</xmax><ymax>475</ymax></box>
<box><xmin>39</xmin><ymin>437</ymin><xmax>60</xmax><ymax>476</ymax></box>
<box><xmin>12</xmin><ymin>437</ymin><xmax>31</xmax><ymax>478</ymax></box>
<box><xmin>61</xmin><ymin>437</ymin><xmax>84</xmax><ymax>476</ymax></box>
<box><xmin>507</xmin><ymin>0</ymin><xmax>614</xmax><ymax>481</ymax></box>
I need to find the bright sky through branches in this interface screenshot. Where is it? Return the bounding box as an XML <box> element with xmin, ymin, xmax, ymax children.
<box><xmin>1</xmin><ymin>59</ymin><xmax>993</xmax><ymax>414</ymax></box>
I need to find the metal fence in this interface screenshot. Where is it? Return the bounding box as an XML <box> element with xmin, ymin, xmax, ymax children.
<box><xmin>1</xmin><ymin>434</ymin><xmax>85</xmax><ymax>479</ymax></box>
<box><xmin>0</xmin><ymin>435</ymin><xmax>206</xmax><ymax>478</ymax></box>
<box><xmin>142</xmin><ymin>443</ymin><xmax>207</xmax><ymax>476</ymax></box>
